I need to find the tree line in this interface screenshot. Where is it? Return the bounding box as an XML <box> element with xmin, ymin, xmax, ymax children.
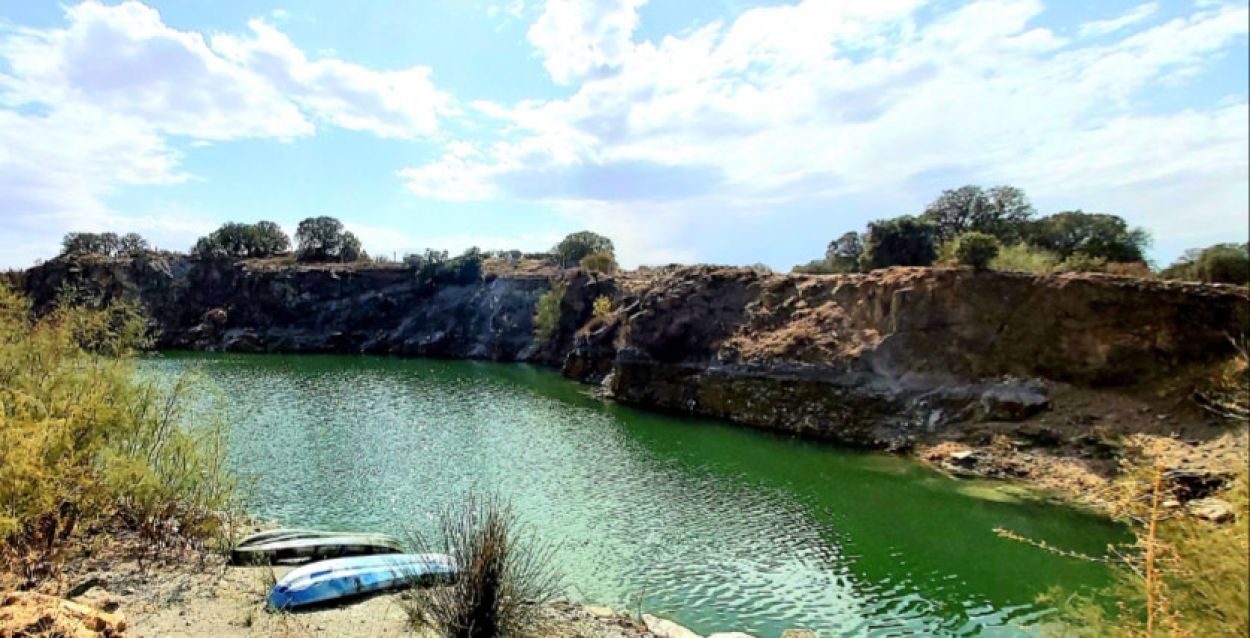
<box><xmin>56</xmin><ymin>218</ymin><xmax>621</xmax><ymax>285</ymax></box>
<box><xmin>52</xmin><ymin>192</ymin><xmax>1245</xmax><ymax>285</ymax></box>
<box><xmin>793</xmin><ymin>184</ymin><xmax>1248</xmax><ymax>285</ymax></box>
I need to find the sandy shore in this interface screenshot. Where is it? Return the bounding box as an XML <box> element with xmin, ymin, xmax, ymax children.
<box><xmin>1</xmin><ymin>528</ymin><xmax>658</xmax><ymax>638</ymax></box>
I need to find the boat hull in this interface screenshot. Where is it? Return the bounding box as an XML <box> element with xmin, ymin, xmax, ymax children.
<box><xmin>231</xmin><ymin>531</ymin><xmax>403</xmax><ymax>565</ymax></box>
<box><xmin>266</xmin><ymin>553</ymin><xmax>457</xmax><ymax>610</ymax></box>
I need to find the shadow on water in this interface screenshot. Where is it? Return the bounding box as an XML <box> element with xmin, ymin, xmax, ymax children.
<box><xmin>145</xmin><ymin>352</ymin><xmax>1127</xmax><ymax>637</ymax></box>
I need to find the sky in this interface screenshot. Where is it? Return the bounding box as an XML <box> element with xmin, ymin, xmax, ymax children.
<box><xmin>0</xmin><ymin>0</ymin><xmax>1246</xmax><ymax>270</ymax></box>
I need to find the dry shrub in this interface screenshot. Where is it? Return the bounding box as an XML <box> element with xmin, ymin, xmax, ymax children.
<box><xmin>1196</xmin><ymin>336</ymin><xmax>1249</xmax><ymax>421</ymax></box>
<box><xmin>0</xmin><ymin>284</ymin><xmax>234</xmax><ymax>587</ymax></box>
<box><xmin>405</xmin><ymin>494</ymin><xmax>563</xmax><ymax>638</ymax></box>
<box><xmin>1104</xmin><ymin>261</ymin><xmax>1155</xmax><ymax>279</ymax></box>
<box><xmin>999</xmin><ymin>441</ymin><xmax>1249</xmax><ymax>637</ymax></box>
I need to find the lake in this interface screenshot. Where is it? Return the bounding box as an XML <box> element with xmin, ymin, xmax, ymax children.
<box><xmin>143</xmin><ymin>352</ymin><xmax>1123</xmax><ymax>637</ymax></box>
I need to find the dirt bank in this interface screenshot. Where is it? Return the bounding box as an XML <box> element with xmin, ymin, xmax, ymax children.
<box><xmin>1</xmin><ymin>528</ymin><xmax>659</xmax><ymax>638</ymax></box>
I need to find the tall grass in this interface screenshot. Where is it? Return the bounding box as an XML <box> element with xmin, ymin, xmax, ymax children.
<box><xmin>405</xmin><ymin>494</ymin><xmax>564</xmax><ymax>638</ymax></box>
<box><xmin>0</xmin><ymin>284</ymin><xmax>234</xmax><ymax>587</ymax></box>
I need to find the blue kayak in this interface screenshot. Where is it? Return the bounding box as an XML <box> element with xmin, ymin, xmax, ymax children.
<box><xmin>266</xmin><ymin>553</ymin><xmax>457</xmax><ymax>610</ymax></box>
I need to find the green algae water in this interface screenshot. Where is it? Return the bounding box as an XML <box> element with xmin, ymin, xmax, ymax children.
<box><xmin>144</xmin><ymin>352</ymin><xmax>1124</xmax><ymax>637</ymax></box>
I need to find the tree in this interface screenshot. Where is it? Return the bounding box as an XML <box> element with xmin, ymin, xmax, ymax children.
<box><xmin>824</xmin><ymin>231</ymin><xmax>863</xmax><ymax>273</ymax></box>
<box><xmin>251</xmin><ymin>221</ymin><xmax>290</xmax><ymax>257</ymax></box>
<box><xmin>1194</xmin><ymin>244</ymin><xmax>1250</xmax><ymax>285</ymax></box>
<box><xmin>294</xmin><ymin>216</ymin><xmax>365</xmax><ymax>262</ymax></box>
<box><xmin>922</xmin><ymin>185</ymin><xmax>1035</xmax><ymax>243</ymax></box>
<box><xmin>553</xmin><ymin>231</ymin><xmax>614</xmax><ymax>267</ymax></box>
<box><xmin>860</xmin><ymin>216</ymin><xmax>939</xmax><ymax>270</ymax></box>
<box><xmin>954</xmin><ymin>232</ymin><xmax>1000</xmax><ymax>270</ymax></box>
<box><xmin>118</xmin><ymin>232</ymin><xmax>149</xmax><ymax>255</ymax></box>
<box><xmin>60</xmin><ymin>232</ymin><xmax>121</xmax><ymax>257</ymax></box>
<box><xmin>406</xmin><ymin>248</ymin><xmax>482</xmax><ymax>288</ymax></box>
<box><xmin>1026</xmin><ymin>211</ymin><xmax>1150</xmax><ymax>263</ymax></box>
<box><xmin>192</xmin><ymin>221</ymin><xmax>290</xmax><ymax>260</ymax></box>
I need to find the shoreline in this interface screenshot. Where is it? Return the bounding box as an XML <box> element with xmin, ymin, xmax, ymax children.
<box><xmin>2</xmin><ymin>525</ymin><xmax>673</xmax><ymax>638</ymax></box>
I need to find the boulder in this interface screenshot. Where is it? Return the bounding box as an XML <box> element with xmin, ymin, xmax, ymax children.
<box><xmin>642</xmin><ymin>613</ymin><xmax>703</xmax><ymax>638</ymax></box>
<box><xmin>1164</xmin><ymin>468</ymin><xmax>1232</xmax><ymax>501</ymax></box>
<box><xmin>1187</xmin><ymin>497</ymin><xmax>1236</xmax><ymax>523</ymax></box>
<box><xmin>977</xmin><ymin>381</ymin><xmax>1050</xmax><ymax>421</ymax></box>
<box><xmin>0</xmin><ymin>592</ymin><xmax>126</xmax><ymax>637</ymax></box>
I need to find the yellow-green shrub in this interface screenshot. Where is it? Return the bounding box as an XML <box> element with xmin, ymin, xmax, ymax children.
<box><xmin>533</xmin><ymin>280</ymin><xmax>566</xmax><ymax>341</ymax></box>
<box><xmin>0</xmin><ymin>284</ymin><xmax>234</xmax><ymax>584</ymax></box>
<box><xmin>990</xmin><ymin>243</ymin><xmax>1060</xmax><ymax>273</ymax></box>
<box><xmin>592</xmin><ymin>295</ymin><xmax>612</xmax><ymax>321</ymax></box>
<box><xmin>579</xmin><ymin>251</ymin><xmax>617</xmax><ymax>274</ymax></box>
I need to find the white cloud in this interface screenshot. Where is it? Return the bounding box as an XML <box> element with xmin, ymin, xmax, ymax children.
<box><xmin>0</xmin><ymin>1</ymin><xmax>453</xmax><ymax>268</ymax></box>
<box><xmin>1078</xmin><ymin>2</ymin><xmax>1158</xmax><ymax>38</ymax></box>
<box><xmin>402</xmin><ymin>0</ymin><xmax>1249</xmax><ymax>264</ymax></box>
<box><xmin>212</xmin><ymin>20</ymin><xmax>452</xmax><ymax>139</ymax></box>
<box><xmin>527</xmin><ymin>0</ymin><xmax>649</xmax><ymax>84</ymax></box>
<box><xmin>0</xmin><ymin>1</ymin><xmax>311</xmax><ymax>140</ymax></box>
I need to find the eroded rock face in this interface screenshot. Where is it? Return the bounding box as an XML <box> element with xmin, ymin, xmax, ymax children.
<box><xmin>21</xmin><ymin>258</ymin><xmax>1249</xmax><ymax>449</ymax></box>
<box><xmin>23</xmin><ymin>256</ymin><xmax>563</xmax><ymax>361</ymax></box>
<box><xmin>587</xmin><ymin>266</ymin><xmax>1249</xmax><ymax>447</ymax></box>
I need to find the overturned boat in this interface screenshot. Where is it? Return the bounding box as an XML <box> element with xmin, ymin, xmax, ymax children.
<box><xmin>230</xmin><ymin>528</ymin><xmax>403</xmax><ymax>565</ymax></box>
<box><xmin>267</xmin><ymin>553</ymin><xmax>458</xmax><ymax>610</ymax></box>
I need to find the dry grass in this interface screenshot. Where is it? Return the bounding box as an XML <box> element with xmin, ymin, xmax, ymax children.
<box><xmin>999</xmin><ymin>438</ymin><xmax>1248</xmax><ymax>637</ymax></box>
<box><xmin>404</xmin><ymin>494</ymin><xmax>564</xmax><ymax>638</ymax></box>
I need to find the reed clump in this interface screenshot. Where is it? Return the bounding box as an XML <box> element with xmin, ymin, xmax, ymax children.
<box><xmin>0</xmin><ymin>284</ymin><xmax>235</xmax><ymax>587</ymax></box>
<box><xmin>404</xmin><ymin>494</ymin><xmax>564</xmax><ymax>638</ymax></box>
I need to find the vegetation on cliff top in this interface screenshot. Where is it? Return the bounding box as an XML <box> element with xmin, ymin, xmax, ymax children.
<box><xmin>788</xmin><ymin>183</ymin><xmax>1248</xmax><ymax>285</ymax></box>
<box><xmin>192</xmin><ymin>221</ymin><xmax>290</xmax><ymax>260</ymax></box>
<box><xmin>0</xmin><ymin>284</ymin><xmax>234</xmax><ymax>588</ymax></box>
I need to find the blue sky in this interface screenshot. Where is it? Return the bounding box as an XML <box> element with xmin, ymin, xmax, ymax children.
<box><xmin>0</xmin><ymin>0</ymin><xmax>1246</xmax><ymax>269</ymax></box>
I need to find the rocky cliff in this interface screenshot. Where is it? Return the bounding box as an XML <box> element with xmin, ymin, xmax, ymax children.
<box><xmin>569</xmin><ymin>266</ymin><xmax>1249</xmax><ymax>447</ymax></box>
<box><xmin>21</xmin><ymin>255</ymin><xmax>1249</xmax><ymax>449</ymax></box>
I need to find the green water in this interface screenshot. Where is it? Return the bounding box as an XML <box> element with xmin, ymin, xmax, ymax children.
<box><xmin>144</xmin><ymin>352</ymin><xmax>1124</xmax><ymax>637</ymax></box>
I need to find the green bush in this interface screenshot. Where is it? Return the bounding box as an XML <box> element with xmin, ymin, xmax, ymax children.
<box><xmin>953</xmin><ymin>232</ymin><xmax>1000</xmax><ymax>270</ymax></box>
<box><xmin>1056</xmin><ymin>253</ymin><xmax>1109</xmax><ymax>273</ymax></box>
<box><xmin>533</xmin><ymin>280</ymin><xmax>566</xmax><ymax>341</ymax></box>
<box><xmin>860</xmin><ymin>215</ymin><xmax>939</xmax><ymax>270</ymax></box>
<box><xmin>579</xmin><ymin>251</ymin><xmax>617</xmax><ymax>274</ymax></box>
<box><xmin>989</xmin><ymin>243</ymin><xmax>1060</xmax><ymax>273</ymax></box>
<box><xmin>791</xmin><ymin>259</ymin><xmax>839</xmax><ymax>274</ymax></box>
